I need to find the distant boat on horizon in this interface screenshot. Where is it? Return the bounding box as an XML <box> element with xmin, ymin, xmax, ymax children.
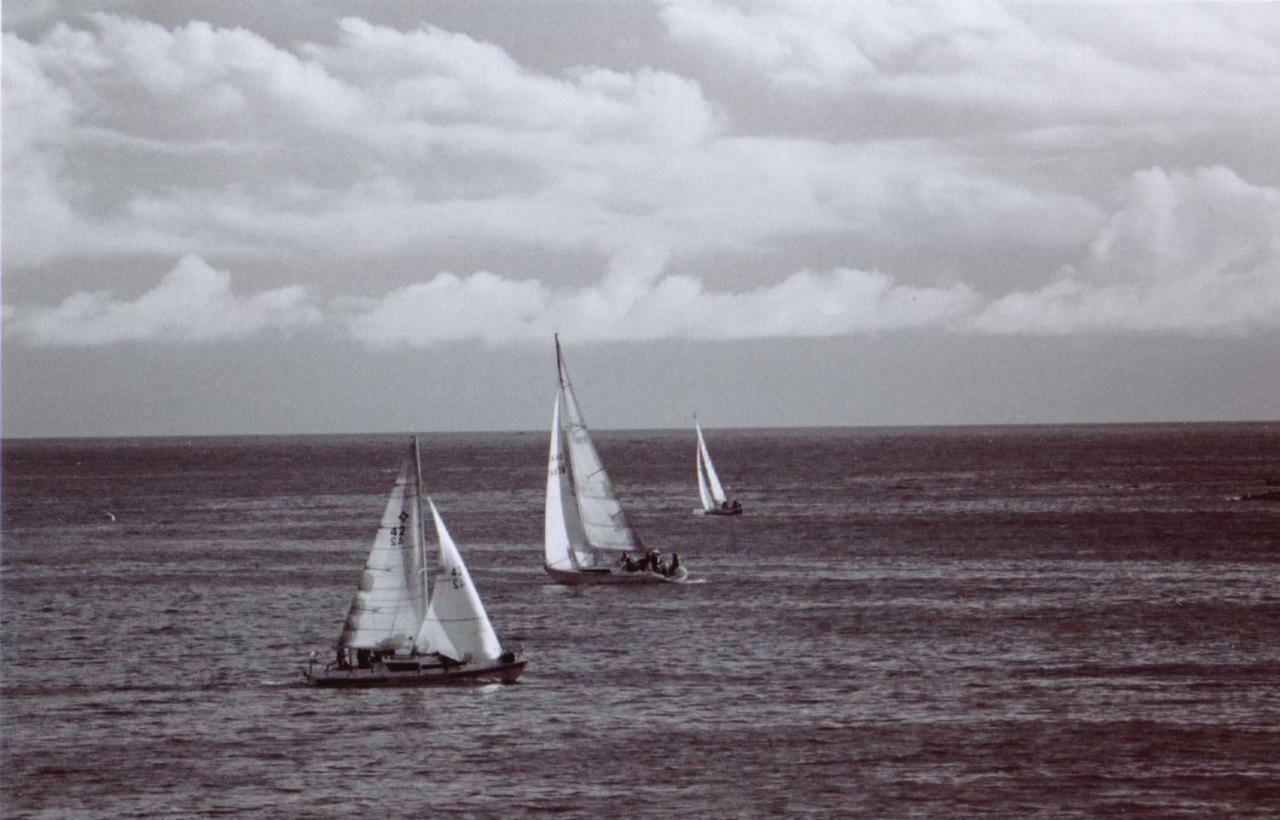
<box><xmin>695</xmin><ymin>417</ymin><xmax>742</xmax><ymax>516</ymax></box>
<box><xmin>544</xmin><ymin>336</ymin><xmax>690</xmax><ymax>585</ymax></box>
<box><xmin>303</xmin><ymin>436</ymin><xmax>526</xmax><ymax>687</ymax></box>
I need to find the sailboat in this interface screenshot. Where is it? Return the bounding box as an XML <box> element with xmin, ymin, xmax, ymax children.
<box><xmin>695</xmin><ymin>418</ymin><xmax>742</xmax><ymax>516</ymax></box>
<box><xmin>544</xmin><ymin>336</ymin><xmax>689</xmax><ymax>585</ymax></box>
<box><xmin>304</xmin><ymin>436</ymin><xmax>526</xmax><ymax>687</ymax></box>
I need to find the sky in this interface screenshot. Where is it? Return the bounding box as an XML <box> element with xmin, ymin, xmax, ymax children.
<box><xmin>3</xmin><ymin>1</ymin><xmax>1279</xmax><ymax>437</ymax></box>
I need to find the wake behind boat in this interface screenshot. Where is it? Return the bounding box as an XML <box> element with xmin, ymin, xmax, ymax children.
<box><xmin>303</xmin><ymin>437</ymin><xmax>526</xmax><ymax>687</ymax></box>
<box><xmin>695</xmin><ymin>417</ymin><xmax>742</xmax><ymax>516</ymax></box>
<box><xmin>545</xmin><ymin>336</ymin><xmax>689</xmax><ymax>585</ymax></box>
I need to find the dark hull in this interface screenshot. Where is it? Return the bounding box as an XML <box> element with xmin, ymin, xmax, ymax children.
<box><xmin>304</xmin><ymin>657</ymin><xmax>526</xmax><ymax>688</ymax></box>
<box><xmin>544</xmin><ymin>565</ymin><xmax>690</xmax><ymax>586</ymax></box>
<box><xmin>703</xmin><ymin>507</ymin><xmax>743</xmax><ymax>516</ymax></box>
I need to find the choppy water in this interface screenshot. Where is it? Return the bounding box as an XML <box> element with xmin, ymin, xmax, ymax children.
<box><xmin>3</xmin><ymin>424</ymin><xmax>1280</xmax><ymax>817</ymax></box>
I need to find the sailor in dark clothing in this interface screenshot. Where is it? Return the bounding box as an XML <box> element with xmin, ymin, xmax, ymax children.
<box><xmin>668</xmin><ymin>553</ymin><xmax>681</xmax><ymax>576</ymax></box>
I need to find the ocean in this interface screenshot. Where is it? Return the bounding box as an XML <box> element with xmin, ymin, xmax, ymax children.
<box><xmin>2</xmin><ymin>424</ymin><xmax>1279</xmax><ymax>817</ymax></box>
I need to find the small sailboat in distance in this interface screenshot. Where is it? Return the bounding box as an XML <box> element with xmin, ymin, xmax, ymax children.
<box><xmin>696</xmin><ymin>417</ymin><xmax>742</xmax><ymax>516</ymax></box>
<box><xmin>545</xmin><ymin>335</ymin><xmax>689</xmax><ymax>584</ymax></box>
<box><xmin>304</xmin><ymin>436</ymin><xmax>525</xmax><ymax>687</ymax></box>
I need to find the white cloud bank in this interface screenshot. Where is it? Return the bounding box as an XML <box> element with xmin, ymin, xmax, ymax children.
<box><xmin>4</xmin><ymin>256</ymin><xmax>321</xmax><ymax>346</ymax></box>
<box><xmin>347</xmin><ymin>251</ymin><xmax>975</xmax><ymax>348</ymax></box>
<box><xmin>659</xmin><ymin>0</ymin><xmax>1280</xmax><ymax>121</ymax></box>
<box><xmin>3</xmin><ymin>249</ymin><xmax>972</xmax><ymax>348</ymax></box>
<box><xmin>1</xmin><ymin>11</ymin><xmax>1108</xmax><ymax>276</ymax></box>
<box><xmin>1</xmin><ymin>14</ymin><xmax>727</xmax><ymax>268</ymax></box>
<box><xmin>973</xmin><ymin>167</ymin><xmax>1280</xmax><ymax>335</ymax></box>
<box><xmin>5</xmin><ymin>7</ymin><xmax>1280</xmax><ymax>347</ymax></box>
<box><xmin>6</xmin><ymin>164</ymin><xmax>1279</xmax><ymax>348</ymax></box>
<box><xmin>346</xmin><ymin>165</ymin><xmax>1280</xmax><ymax>344</ymax></box>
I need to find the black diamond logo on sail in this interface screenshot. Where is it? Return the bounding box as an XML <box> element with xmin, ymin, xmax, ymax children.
<box><xmin>399</xmin><ymin>511</ymin><xmax>409</xmax><ymax>522</ymax></box>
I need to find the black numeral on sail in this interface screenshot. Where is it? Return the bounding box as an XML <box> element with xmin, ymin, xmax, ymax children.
<box><xmin>451</xmin><ymin>566</ymin><xmax>464</xmax><ymax>590</ymax></box>
<box><xmin>389</xmin><ymin>525</ymin><xmax>405</xmax><ymax>546</ymax></box>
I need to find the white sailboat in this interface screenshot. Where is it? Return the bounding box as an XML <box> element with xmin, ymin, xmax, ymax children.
<box><xmin>544</xmin><ymin>336</ymin><xmax>689</xmax><ymax>585</ymax></box>
<box><xmin>695</xmin><ymin>418</ymin><xmax>742</xmax><ymax>516</ymax></box>
<box><xmin>304</xmin><ymin>436</ymin><xmax>525</xmax><ymax>687</ymax></box>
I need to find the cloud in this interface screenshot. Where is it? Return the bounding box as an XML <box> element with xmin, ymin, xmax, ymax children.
<box><xmin>2</xmin><ymin>14</ymin><xmax>723</xmax><ymax>268</ymax></box>
<box><xmin>4</xmin><ymin>255</ymin><xmax>322</xmax><ymax>346</ymax></box>
<box><xmin>660</xmin><ymin>0</ymin><xmax>878</xmax><ymax>90</ymax></box>
<box><xmin>971</xmin><ymin>167</ymin><xmax>1280</xmax><ymax>334</ymax></box>
<box><xmin>11</xmin><ymin>160</ymin><xmax>1277</xmax><ymax>349</ymax></box>
<box><xmin>347</xmin><ymin>248</ymin><xmax>975</xmax><ymax>348</ymax></box>
<box><xmin>7</xmin><ymin>9</ymin><xmax>1279</xmax><ymax>347</ymax></box>
<box><xmin>3</xmin><ymin>11</ymin><xmax>1103</xmax><ymax>282</ymax></box>
<box><xmin>658</xmin><ymin>1</ymin><xmax>1280</xmax><ymax>123</ymax></box>
<box><xmin>5</xmin><ymin>247</ymin><xmax>972</xmax><ymax>350</ymax></box>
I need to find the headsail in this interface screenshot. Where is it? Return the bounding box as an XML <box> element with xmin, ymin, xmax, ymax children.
<box><xmin>696</xmin><ymin>420</ymin><xmax>728</xmax><ymax>506</ymax></box>
<box><xmin>338</xmin><ymin>445</ymin><xmax>427</xmax><ymax>652</ymax></box>
<box><xmin>555</xmin><ymin>337</ymin><xmax>643</xmax><ymax>555</ymax></box>
<box><xmin>414</xmin><ymin>498</ymin><xmax>503</xmax><ymax>664</ymax></box>
<box><xmin>545</xmin><ymin>393</ymin><xmax>588</xmax><ymax>571</ymax></box>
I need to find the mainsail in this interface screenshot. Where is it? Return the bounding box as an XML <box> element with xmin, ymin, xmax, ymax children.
<box><xmin>414</xmin><ymin>498</ymin><xmax>503</xmax><ymax>664</ymax></box>
<box><xmin>553</xmin><ymin>337</ymin><xmax>643</xmax><ymax>557</ymax></box>
<box><xmin>696</xmin><ymin>420</ymin><xmax>727</xmax><ymax>510</ymax></box>
<box><xmin>338</xmin><ymin>445</ymin><xmax>428</xmax><ymax>652</ymax></box>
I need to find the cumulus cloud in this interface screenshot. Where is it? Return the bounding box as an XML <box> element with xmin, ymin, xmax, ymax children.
<box><xmin>658</xmin><ymin>0</ymin><xmax>1280</xmax><ymax>123</ymax></box>
<box><xmin>660</xmin><ymin>0</ymin><xmax>878</xmax><ymax>90</ymax></box>
<box><xmin>4</xmin><ymin>255</ymin><xmax>322</xmax><ymax>346</ymax></box>
<box><xmin>971</xmin><ymin>167</ymin><xmax>1280</xmax><ymax>334</ymax></box>
<box><xmin>3</xmin><ymin>246</ymin><xmax>972</xmax><ymax>349</ymax></box>
<box><xmin>6</xmin><ymin>8</ymin><xmax>1279</xmax><ymax>347</ymax></box>
<box><xmin>3</xmin><ymin>11</ymin><xmax>1110</xmax><ymax>280</ymax></box>
<box><xmin>1</xmin><ymin>14</ymin><xmax>724</xmax><ymax>268</ymax></box>
<box><xmin>10</xmin><ymin>160</ymin><xmax>1278</xmax><ymax>350</ymax></box>
<box><xmin>347</xmin><ymin>248</ymin><xmax>974</xmax><ymax>348</ymax></box>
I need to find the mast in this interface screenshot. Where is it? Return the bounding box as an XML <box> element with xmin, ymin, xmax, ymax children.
<box><xmin>555</xmin><ymin>330</ymin><xmax>593</xmax><ymax>557</ymax></box>
<box><xmin>412</xmin><ymin>435</ymin><xmax>430</xmax><ymax>617</ymax></box>
<box><xmin>553</xmin><ymin>333</ymin><xmax>587</xmax><ymax>541</ymax></box>
<box><xmin>555</xmin><ymin>332</ymin><xmax>570</xmax><ymax>395</ymax></box>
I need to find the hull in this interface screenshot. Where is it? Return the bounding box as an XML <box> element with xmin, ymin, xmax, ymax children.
<box><xmin>544</xmin><ymin>565</ymin><xmax>690</xmax><ymax>586</ymax></box>
<box><xmin>304</xmin><ymin>655</ymin><xmax>526</xmax><ymax>688</ymax></box>
<box><xmin>700</xmin><ymin>506</ymin><xmax>743</xmax><ymax>516</ymax></box>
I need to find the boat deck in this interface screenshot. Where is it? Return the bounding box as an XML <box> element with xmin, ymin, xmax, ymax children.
<box><xmin>304</xmin><ymin>655</ymin><xmax>526</xmax><ymax>688</ymax></box>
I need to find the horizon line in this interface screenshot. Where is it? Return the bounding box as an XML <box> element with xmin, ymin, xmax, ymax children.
<box><xmin>3</xmin><ymin>417</ymin><xmax>1277</xmax><ymax>443</ymax></box>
